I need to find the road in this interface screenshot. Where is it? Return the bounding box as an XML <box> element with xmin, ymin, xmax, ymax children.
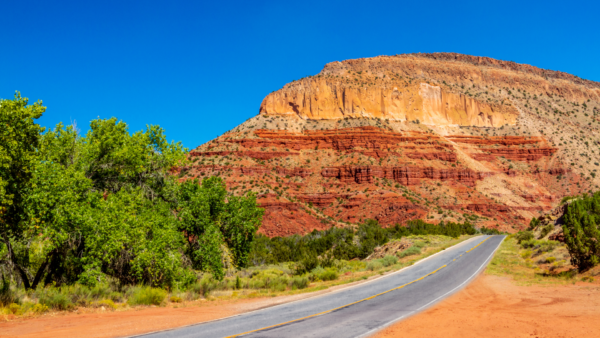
<box><xmin>138</xmin><ymin>235</ymin><xmax>504</xmax><ymax>338</ymax></box>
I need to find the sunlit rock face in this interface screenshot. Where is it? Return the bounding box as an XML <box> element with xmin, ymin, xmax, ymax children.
<box><xmin>181</xmin><ymin>53</ymin><xmax>600</xmax><ymax>236</ymax></box>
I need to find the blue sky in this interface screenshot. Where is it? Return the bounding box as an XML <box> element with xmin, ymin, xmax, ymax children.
<box><xmin>2</xmin><ymin>0</ymin><xmax>599</xmax><ymax>149</ymax></box>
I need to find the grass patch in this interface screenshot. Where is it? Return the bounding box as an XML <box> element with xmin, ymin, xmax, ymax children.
<box><xmin>127</xmin><ymin>287</ymin><xmax>167</xmax><ymax>306</ymax></box>
<box><xmin>486</xmin><ymin>236</ymin><xmax>577</xmax><ymax>286</ymax></box>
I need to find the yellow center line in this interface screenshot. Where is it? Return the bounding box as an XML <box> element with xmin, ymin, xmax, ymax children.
<box><xmin>225</xmin><ymin>237</ymin><xmax>490</xmax><ymax>337</ymax></box>
<box><xmin>465</xmin><ymin>236</ymin><xmax>490</xmax><ymax>253</ymax></box>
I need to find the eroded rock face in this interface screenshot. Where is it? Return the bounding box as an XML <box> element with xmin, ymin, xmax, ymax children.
<box><xmin>181</xmin><ymin>53</ymin><xmax>600</xmax><ymax>236</ymax></box>
<box><xmin>260</xmin><ymin>78</ymin><xmax>517</xmax><ymax>127</ymax></box>
<box><xmin>181</xmin><ymin>125</ymin><xmax>568</xmax><ymax>236</ymax></box>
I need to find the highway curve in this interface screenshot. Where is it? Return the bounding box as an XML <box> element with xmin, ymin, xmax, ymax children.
<box><xmin>138</xmin><ymin>235</ymin><xmax>504</xmax><ymax>338</ymax></box>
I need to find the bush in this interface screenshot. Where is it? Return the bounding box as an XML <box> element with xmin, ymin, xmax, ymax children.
<box><xmin>290</xmin><ymin>276</ymin><xmax>309</xmax><ymax>289</ymax></box>
<box><xmin>528</xmin><ymin>217</ymin><xmax>540</xmax><ymax>230</ymax></box>
<box><xmin>398</xmin><ymin>246</ymin><xmax>421</xmax><ymax>258</ymax></box>
<box><xmin>127</xmin><ymin>287</ymin><xmax>167</xmax><ymax>306</ymax></box>
<box><xmin>312</xmin><ymin>267</ymin><xmax>338</xmax><ymax>281</ymax></box>
<box><xmin>93</xmin><ymin>299</ymin><xmax>117</xmax><ymax>309</ymax></box>
<box><xmin>38</xmin><ymin>289</ymin><xmax>73</xmax><ymax>311</ymax></box>
<box><xmin>539</xmin><ymin>223</ymin><xmax>554</xmax><ymax>238</ymax></box>
<box><xmin>170</xmin><ymin>296</ymin><xmax>183</xmax><ymax>303</ymax></box>
<box><xmin>515</xmin><ymin>231</ymin><xmax>534</xmax><ymax>245</ymax></box>
<box><xmin>381</xmin><ymin>255</ymin><xmax>398</xmax><ymax>267</ymax></box>
<box><xmin>538</xmin><ymin>241</ymin><xmax>559</xmax><ymax>252</ymax></box>
<box><xmin>32</xmin><ymin>303</ymin><xmax>49</xmax><ymax>313</ymax></box>
<box><xmin>520</xmin><ymin>239</ymin><xmax>559</xmax><ymax>252</ymax></box>
<box><xmin>8</xmin><ymin>303</ymin><xmax>20</xmax><ymax>314</ymax></box>
<box><xmin>366</xmin><ymin>261</ymin><xmax>383</xmax><ymax>271</ymax></box>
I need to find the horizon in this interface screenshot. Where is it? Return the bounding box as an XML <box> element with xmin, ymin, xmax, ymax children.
<box><xmin>2</xmin><ymin>0</ymin><xmax>599</xmax><ymax>149</ymax></box>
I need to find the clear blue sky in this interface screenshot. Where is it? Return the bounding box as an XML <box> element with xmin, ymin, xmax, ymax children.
<box><xmin>2</xmin><ymin>0</ymin><xmax>599</xmax><ymax>149</ymax></box>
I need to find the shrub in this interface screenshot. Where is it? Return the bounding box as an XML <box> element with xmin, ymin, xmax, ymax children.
<box><xmin>398</xmin><ymin>246</ymin><xmax>421</xmax><ymax>258</ymax></box>
<box><xmin>539</xmin><ymin>223</ymin><xmax>554</xmax><ymax>238</ymax></box>
<box><xmin>515</xmin><ymin>231</ymin><xmax>534</xmax><ymax>245</ymax></box>
<box><xmin>8</xmin><ymin>303</ymin><xmax>20</xmax><ymax>314</ymax></box>
<box><xmin>94</xmin><ymin>299</ymin><xmax>117</xmax><ymax>309</ymax></box>
<box><xmin>32</xmin><ymin>303</ymin><xmax>49</xmax><ymax>313</ymax></box>
<box><xmin>38</xmin><ymin>289</ymin><xmax>73</xmax><ymax>311</ymax></box>
<box><xmin>312</xmin><ymin>267</ymin><xmax>338</xmax><ymax>281</ymax></box>
<box><xmin>127</xmin><ymin>287</ymin><xmax>167</xmax><ymax>306</ymax></box>
<box><xmin>539</xmin><ymin>240</ymin><xmax>559</xmax><ymax>252</ymax></box>
<box><xmin>412</xmin><ymin>241</ymin><xmax>426</xmax><ymax>249</ymax></box>
<box><xmin>381</xmin><ymin>255</ymin><xmax>398</xmax><ymax>267</ymax></box>
<box><xmin>0</xmin><ymin>278</ymin><xmax>20</xmax><ymax>306</ymax></box>
<box><xmin>528</xmin><ymin>217</ymin><xmax>540</xmax><ymax>230</ymax></box>
<box><xmin>366</xmin><ymin>261</ymin><xmax>383</xmax><ymax>271</ymax></box>
<box><xmin>295</xmin><ymin>254</ymin><xmax>320</xmax><ymax>275</ymax></box>
<box><xmin>520</xmin><ymin>239</ymin><xmax>559</xmax><ymax>252</ymax></box>
<box><xmin>520</xmin><ymin>250</ymin><xmax>532</xmax><ymax>259</ymax></box>
<box><xmin>290</xmin><ymin>276</ymin><xmax>309</xmax><ymax>289</ymax></box>
<box><xmin>170</xmin><ymin>296</ymin><xmax>183</xmax><ymax>303</ymax></box>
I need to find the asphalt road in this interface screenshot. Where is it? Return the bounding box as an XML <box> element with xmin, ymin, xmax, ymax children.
<box><xmin>138</xmin><ymin>235</ymin><xmax>504</xmax><ymax>338</ymax></box>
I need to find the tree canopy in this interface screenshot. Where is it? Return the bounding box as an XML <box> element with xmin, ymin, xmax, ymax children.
<box><xmin>0</xmin><ymin>93</ymin><xmax>263</xmax><ymax>289</ymax></box>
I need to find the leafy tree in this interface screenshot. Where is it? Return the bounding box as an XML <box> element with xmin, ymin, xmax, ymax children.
<box><xmin>178</xmin><ymin>177</ymin><xmax>263</xmax><ymax>279</ymax></box>
<box><xmin>562</xmin><ymin>192</ymin><xmax>600</xmax><ymax>271</ymax></box>
<box><xmin>0</xmin><ymin>92</ymin><xmax>46</xmax><ymax>289</ymax></box>
<box><xmin>0</xmin><ymin>94</ymin><xmax>264</xmax><ymax>289</ymax></box>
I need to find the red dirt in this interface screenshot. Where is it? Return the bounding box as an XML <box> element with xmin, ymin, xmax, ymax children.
<box><xmin>373</xmin><ymin>274</ymin><xmax>600</xmax><ymax>338</ymax></box>
<box><xmin>0</xmin><ymin>299</ymin><xmax>243</xmax><ymax>338</ymax></box>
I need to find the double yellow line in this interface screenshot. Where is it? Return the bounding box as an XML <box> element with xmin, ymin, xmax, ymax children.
<box><xmin>226</xmin><ymin>237</ymin><xmax>489</xmax><ymax>337</ymax></box>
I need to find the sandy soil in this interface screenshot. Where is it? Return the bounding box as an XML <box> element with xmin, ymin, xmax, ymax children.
<box><xmin>373</xmin><ymin>274</ymin><xmax>600</xmax><ymax>338</ymax></box>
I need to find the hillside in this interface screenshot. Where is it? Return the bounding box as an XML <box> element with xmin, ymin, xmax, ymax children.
<box><xmin>179</xmin><ymin>53</ymin><xmax>600</xmax><ymax>236</ymax></box>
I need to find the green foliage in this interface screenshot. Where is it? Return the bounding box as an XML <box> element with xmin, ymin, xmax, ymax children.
<box><xmin>562</xmin><ymin>192</ymin><xmax>600</xmax><ymax>270</ymax></box>
<box><xmin>528</xmin><ymin>217</ymin><xmax>540</xmax><ymax>230</ymax></box>
<box><xmin>177</xmin><ymin>178</ymin><xmax>263</xmax><ymax>280</ymax></box>
<box><xmin>0</xmin><ymin>93</ymin><xmax>263</xmax><ymax>292</ymax></box>
<box><xmin>381</xmin><ymin>255</ymin><xmax>398</xmax><ymax>267</ymax></box>
<box><xmin>520</xmin><ymin>239</ymin><xmax>559</xmax><ymax>253</ymax></box>
<box><xmin>290</xmin><ymin>275</ymin><xmax>309</xmax><ymax>289</ymax></box>
<box><xmin>37</xmin><ymin>288</ymin><xmax>73</xmax><ymax>310</ymax></box>
<box><xmin>514</xmin><ymin>231</ymin><xmax>534</xmax><ymax>244</ymax></box>
<box><xmin>539</xmin><ymin>223</ymin><xmax>554</xmax><ymax>238</ymax></box>
<box><xmin>249</xmin><ymin>219</ymin><xmax>476</xmax><ymax>267</ymax></box>
<box><xmin>480</xmin><ymin>227</ymin><xmax>503</xmax><ymax>235</ymax></box>
<box><xmin>398</xmin><ymin>246</ymin><xmax>421</xmax><ymax>258</ymax></box>
<box><xmin>311</xmin><ymin>267</ymin><xmax>338</xmax><ymax>281</ymax></box>
<box><xmin>366</xmin><ymin>260</ymin><xmax>383</xmax><ymax>271</ymax></box>
<box><xmin>127</xmin><ymin>286</ymin><xmax>167</xmax><ymax>306</ymax></box>
<box><xmin>0</xmin><ymin>92</ymin><xmax>46</xmax><ymax>289</ymax></box>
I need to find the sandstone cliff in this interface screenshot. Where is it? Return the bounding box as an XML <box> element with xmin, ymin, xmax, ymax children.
<box><xmin>182</xmin><ymin>53</ymin><xmax>600</xmax><ymax>236</ymax></box>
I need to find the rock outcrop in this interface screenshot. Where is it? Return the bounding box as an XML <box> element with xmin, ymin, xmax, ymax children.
<box><xmin>260</xmin><ymin>76</ymin><xmax>518</xmax><ymax>127</ymax></box>
<box><xmin>182</xmin><ymin>53</ymin><xmax>600</xmax><ymax>236</ymax></box>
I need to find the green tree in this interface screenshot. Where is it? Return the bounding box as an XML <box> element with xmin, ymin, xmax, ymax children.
<box><xmin>177</xmin><ymin>177</ymin><xmax>263</xmax><ymax>279</ymax></box>
<box><xmin>1</xmin><ymin>93</ymin><xmax>264</xmax><ymax>289</ymax></box>
<box><xmin>562</xmin><ymin>192</ymin><xmax>600</xmax><ymax>271</ymax></box>
<box><xmin>0</xmin><ymin>92</ymin><xmax>46</xmax><ymax>289</ymax></box>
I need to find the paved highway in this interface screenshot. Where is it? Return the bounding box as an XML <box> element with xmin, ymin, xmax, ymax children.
<box><xmin>138</xmin><ymin>235</ymin><xmax>504</xmax><ymax>338</ymax></box>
